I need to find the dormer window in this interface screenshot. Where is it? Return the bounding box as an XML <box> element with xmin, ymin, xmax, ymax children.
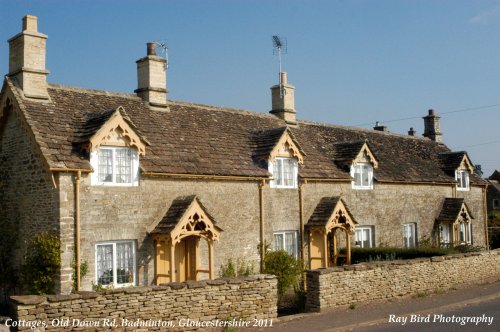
<box><xmin>352</xmin><ymin>163</ymin><xmax>373</xmax><ymax>189</ymax></box>
<box><xmin>333</xmin><ymin>141</ymin><xmax>378</xmax><ymax>191</ymax></box>
<box><xmin>270</xmin><ymin>157</ymin><xmax>298</xmax><ymax>188</ymax></box>
<box><xmin>255</xmin><ymin>127</ymin><xmax>304</xmax><ymax>190</ymax></box>
<box><xmin>85</xmin><ymin>107</ymin><xmax>149</xmax><ymax>187</ymax></box>
<box><xmin>456</xmin><ymin>170</ymin><xmax>469</xmax><ymax>191</ymax></box>
<box><xmin>94</xmin><ymin>146</ymin><xmax>139</xmax><ymax>186</ymax></box>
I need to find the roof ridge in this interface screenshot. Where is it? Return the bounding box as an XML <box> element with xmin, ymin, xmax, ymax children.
<box><xmin>48</xmin><ymin>83</ymin><xmax>140</xmax><ymax>99</ymax></box>
<box><xmin>168</xmin><ymin>99</ymin><xmax>277</xmax><ymax>119</ymax></box>
<box><xmin>298</xmin><ymin>119</ymin><xmax>436</xmax><ymax>142</ymax></box>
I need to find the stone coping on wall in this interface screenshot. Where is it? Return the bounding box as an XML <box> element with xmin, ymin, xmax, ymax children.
<box><xmin>10</xmin><ymin>274</ymin><xmax>277</xmax><ymax>305</ymax></box>
<box><xmin>305</xmin><ymin>251</ymin><xmax>497</xmax><ymax>275</ymax></box>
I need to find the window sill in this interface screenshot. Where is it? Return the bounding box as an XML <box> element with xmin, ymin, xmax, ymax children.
<box><xmin>456</xmin><ymin>187</ymin><xmax>470</xmax><ymax>192</ymax></box>
<box><xmin>352</xmin><ymin>186</ymin><xmax>373</xmax><ymax>190</ymax></box>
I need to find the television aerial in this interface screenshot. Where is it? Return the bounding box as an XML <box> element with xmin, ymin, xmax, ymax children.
<box><xmin>272</xmin><ymin>35</ymin><xmax>287</xmax><ymax>96</ymax></box>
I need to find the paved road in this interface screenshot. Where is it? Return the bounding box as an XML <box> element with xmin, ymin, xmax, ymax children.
<box><xmin>242</xmin><ymin>279</ymin><xmax>500</xmax><ymax>332</ymax></box>
<box><xmin>358</xmin><ymin>296</ymin><xmax>500</xmax><ymax>332</ymax></box>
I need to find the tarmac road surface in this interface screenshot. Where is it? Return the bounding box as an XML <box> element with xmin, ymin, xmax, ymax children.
<box><xmin>241</xmin><ymin>278</ymin><xmax>500</xmax><ymax>332</ymax></box>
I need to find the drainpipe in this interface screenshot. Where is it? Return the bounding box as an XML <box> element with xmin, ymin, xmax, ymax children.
<box><xmin>483</xmin><ymin>187</ymin><xmax>489</xmax><ymax>251</ymax></box>
<box><xmin>259</xmin><ymin>179</ymin><xmax>265</xmax><ymax>273</ymax></box>
<box><xmin>75</xmin><ymin>171</ymin><xmax>81</xmax><ymax>291</ymax></box>
<box><xmin>298</xmin><ymin>180</ymin><xmax>306</xmax><ymax>290</ymax></box>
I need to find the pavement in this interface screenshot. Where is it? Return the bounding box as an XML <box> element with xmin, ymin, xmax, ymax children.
<box><xmin>241</xmin><ymin>277</ymin><xmax>500</xmax><ymax>332</ymax></box>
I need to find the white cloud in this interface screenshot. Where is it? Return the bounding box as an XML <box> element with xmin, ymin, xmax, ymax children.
<box><xmin>469</xmin><ymin>5</ymin><xmax>500</xmax><ymax>24</ymax></box>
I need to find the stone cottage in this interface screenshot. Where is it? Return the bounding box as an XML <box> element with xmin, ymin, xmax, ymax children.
<box><xmin>486</xmin><ymin>170</ymin><xmax>500</xmax><ymax>248</ymax></box>
<box><xmin>0</xmin><ymin>16</ymin><xmax>488</xmax><ymax>294</ymax></box>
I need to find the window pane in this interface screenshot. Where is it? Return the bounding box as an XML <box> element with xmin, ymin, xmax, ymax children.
<box><xmin>116</xmin><ymin>242</ymin><xmax>134</xmax><ymax>284</ymax></box>
<box><xmin>274</xmin><ymin>234</ymin><xmax>284</xmax><ymax>251</ymax></box>
<box><xmin>98</xmin><ymin>149</ymin><xmax>113</xmax><ymax>182</ymax></box>
<box><xmin>115</xmin><ymin>149</ymin><xmax>132</xmax><ymax>183</ymax></box>
<box><xmin>275</xmin><ymin>159</ymin><xmax>283</xmax><ymax>186</ymax></box>
<box><xmin>362</xmin><ymin>165</ymin><xmax>370</xmax><ymax>187</ymax></box>
<box><xmin>96</xmin><ymin>245</ymin><xmax>114</xmax><ymax>285</ymax></box>
<box><xmin>354</xmin><ymin>165</ymin><xmax>362</xmax><ymax>186</ymax></box>
<box><xmin>285</xmin><ymin>232</ymin><xmax>296</xmax><ymax>257</ymax></box>
<box><xmin>403</xmin><ymin>224</ymin><xmax>415</xmax><ymax>248</ymax></box>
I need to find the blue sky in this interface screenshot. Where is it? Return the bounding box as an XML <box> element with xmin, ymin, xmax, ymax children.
<box><xmin>1</xmin><ymin>0</ymin><xmax>500</xmax><ymax>176</ymax></box>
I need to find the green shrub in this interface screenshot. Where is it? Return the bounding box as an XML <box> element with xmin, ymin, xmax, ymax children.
<box><xmin>220</xmin><ymin>258</ymin><xmax>256</xmax><ymax>278</ymax></box>
<box><xmin>263</xmin><ymin>250</ymin><xmax>303</xmax><ymax>297</ymax></box>
<box><xmin>341</xmin><ymin>244</ymin><xmax>485</xmax><ymax>264</ymax></box>
<box><xmin>22</xmin><ymin>233</ymin><xmax>62</xmax><ymax>295</ymax></box>
<box><xmin>70</xmin><ymin>255</ymin><xmax>89</xmax><ymax>292</ymax></box>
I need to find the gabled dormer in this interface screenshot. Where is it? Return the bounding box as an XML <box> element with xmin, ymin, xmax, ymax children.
<box><xmin>437</xmin><ymin>198</ymin><xmax>474</xmax><ymax>245</ymax></box>
<box><xmin>334</xmin><ymin>141</ymin><xmax>378</xmax><ymax>190</ymax></box>
<box><xmin>83</xmin><ymin>106</ymin><xmax>149</xmax><ymax>186</ymax></box>
<box><xmin>253</xmin><ymin>127</ymin><xmax>305</xmax><ymax>188</ymax></box>
<box><xmin>439</xmin><ymin>151</ymin><xmax>474</xmax><ymax>191</ymax></box>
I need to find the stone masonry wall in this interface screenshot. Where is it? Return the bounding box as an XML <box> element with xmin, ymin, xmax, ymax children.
<box><xmin>9</xmin><ymin>275</ymin><xmax>277</xmax><ymax>331</ymax></box>
<box><xmin>0</xmin><ymin>99</ymin><xmax>60</xmax><ymax>293</ymax></box>
<box><xmin>306</xmin><ymin>251</ymin><xmax>500</xmax><ymax>312</ymax></box>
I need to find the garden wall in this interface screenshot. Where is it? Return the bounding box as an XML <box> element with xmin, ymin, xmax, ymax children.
<box><xmin>306</xmin><ymin>250</ymin><xmax>500</xmax><ymax>312</ymax></box>
<box><xmin>8</xmin><ymin>275</ymin><xmax>277</xmax><ymax>331</ymax></box>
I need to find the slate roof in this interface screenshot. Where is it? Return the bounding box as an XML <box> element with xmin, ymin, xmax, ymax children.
<box><xmin>489</xmin><ymin>170</ymin><xmax>500</xmax><ymax>182</ymax></box>
<box><xmin>437</xmin><ymin>198</ymin><xmax>474</xmax><ymax>223</ymax></box>
<box><xmin>438</xmin><ymin>151</ymin><xmax>470</xmax><ymax>172</ymax></box>
<box><xmin>252</xmin><ymin>127</ymin><xmax>304</xmax><ymax>163</ymax></box>
<box><xmin>332</xmin><ymin>141</ymin><xmax>369</xmax><ymax>169</ymax></box>
<box><xmin>306</xmin><ymin>196</ymin><xmax>356</xmax><ymax>228</ymax></box>
<box><xmin>150</xmin><ymin>195</ymin><xmax>219</xmax><ymax>235</ymax></box>
<box><xmin>1</xmin><ymin>77</ymin><xmax>487</xmax><ymax>185</ymax></box>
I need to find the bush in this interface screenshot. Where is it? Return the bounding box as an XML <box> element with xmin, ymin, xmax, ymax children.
<box><xmin>263</xmin><ymin>250</ymin><xmax>303</xmax><ymax>297</ymax></box>
<box><xmin>220</xmin><ymin>258</ymin><xmax>256</xmax><ymax>278</ymax></box>
<box><xmin>341</xmin><ymin>244</ymin><xmax>484</xmax><ymax>264</ymax></box>
<box><xmin>342</xmin><ymin>247</ymin><xmax>451</xmax><ymax>263</ymax></box>
<box><xmin>22</xmin><ymin>233</ymin><xmax>62</xmax><ymax>295</ymax></box>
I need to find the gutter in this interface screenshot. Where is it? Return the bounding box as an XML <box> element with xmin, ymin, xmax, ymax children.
<box><xmin>142</xmin><ymin>171</ymin><xmax>268</xmax><ymax>182</ymax></box>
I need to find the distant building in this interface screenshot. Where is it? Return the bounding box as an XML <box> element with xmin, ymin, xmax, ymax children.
<box><xmin>0</xmin><ymin>16</ymin><xmax>488</xmax><ymax>294</ymax></box>
<box><xmin>487</xmin><ymin>170</ymin><xmax>500</xmax><ymax>248</ymax></box>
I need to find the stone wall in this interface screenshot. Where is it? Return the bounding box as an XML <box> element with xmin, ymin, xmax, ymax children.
<box><xmin>306</xmin><ymin>250</ymin><xmax>500</xmax><ymax>312</ymax></box>
<box><xmin>0</xmin><ymin>99</ymin><xmax>60</xmax><ymax>293</ymax></box>
<box><xmin>9</xmin><ymin>275</ymin><xmax>277</xmax><ymax>331</ymax></box>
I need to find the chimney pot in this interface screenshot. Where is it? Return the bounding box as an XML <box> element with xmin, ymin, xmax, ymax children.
<box><xmin>408</xmin><ymin>127</ymin><xmax>416</xmax><ymax>136</ymax></box>
<box><xmin>428</xmin><ymin>109</ymin><xmax>435</xmax><ymax>116</ymax></box>
<box><xmin>280</xmin><ymin>72</ymin><xmax>287</xmax><ymax>85</ymax></box>
<box><xmin>23</xmin><ymin>15</ymin><xmax>38</xmax><ymax>32</ymax></box>
<box><xmin>147</xmin><ymin>42</ymin><xmax>156</xmax><ymax>56</ymax></box>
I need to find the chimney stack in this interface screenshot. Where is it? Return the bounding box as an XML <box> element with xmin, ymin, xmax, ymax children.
<box><xmin>423</xmin><ymin>109</ymin><xmax>442</xmax><ymax>142</ymax></box>
<box><xmin>270</xmin><ymin>72</ymin><xmax>296</xmax><ymax>125</ymax></box>
<box><xmin>408</xmin><ymin>127</ymin><xmax>416</xmax><ymax>136</ymax></box>
<box><xmin>8</xmin><ymin>15</ymin><xmax>49</xmax><ymax>100</ymax></box>
<box><xmin>135</xmin><ymin>42</ymin><xmax>168</xmax><ymax>108</ymax></box>
<box><xmin>373</xmin><ymin>121</ymin><xmax>387</xmax><ymax>132</ymax></box>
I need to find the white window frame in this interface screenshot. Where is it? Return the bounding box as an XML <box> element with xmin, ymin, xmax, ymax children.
<box><xmin>440</xmin><ymin>223</ymin><xmax>451</xmax><ymax>245</ymax></box>
<box><xmin>355</xmin><ymin>226</ymin><xmax>374</xmax><ymax>248</ymax></box>
<box><xmin>403</xmin><ymin>223</ymin><xmax>417</xmax><ymax>248</ymax></box>
<box><xmin>95</xmin><ymin>240</ymin><xmax>136</xmax><ymax>288</ymax></box>
<box><xmin>90</xmin><ymin>146</ymin><xmax>139</xmax><ymax>186</ymax></box>
<box><xmin>351</xmin><ymin>163</ymin><xmax>374</xmax><ymax>190</ymax></box>
<box><xmin>273</xmin><ymin>231</ymin><xmax>299</xmax><ymax>258</ymax></box>
<box><xmin>269</xmin><ymin>157</ymin><xmax>298</xmax><ymax>189</ymax></box>
<box><xmin>493</xmin><ymin>199</ymin><xmax>500</xmax><ymax>210</ymax></box>
<box><xmin>459</xmin><ymin>222</ymin><xmax>472</xmax><ymax>245</ymax></box>
<box><xmin>456</xmin><ymin>170</ymin><xmax>469</xmax><ymax>191</ymax></box>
